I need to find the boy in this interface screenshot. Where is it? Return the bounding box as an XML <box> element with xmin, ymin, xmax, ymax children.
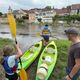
<box><xmin>2</xmin><ymin>44</ymin><xmax>22</xmax><ymax>80</ymax></box>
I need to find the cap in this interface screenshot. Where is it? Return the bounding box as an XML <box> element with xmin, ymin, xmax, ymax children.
<box><xmin>64</xmin><ymin>28</ymin><xmax>79</xmax><ymax>35</ymax></box>
<box><xmin>44</xmin><ymin>24</ymin><xmax>48</xmax><ymax>29</ymax></box>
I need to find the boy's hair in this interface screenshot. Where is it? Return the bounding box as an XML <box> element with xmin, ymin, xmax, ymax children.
<box><xmin>0</xmin><ymin>64</ymin><xmax>6</xmax><ymax>80</ymax></box>
<box><xmin>3</xmin><ymin>45</ymin><xmax>13</xmax><ymax>56</ymax></box>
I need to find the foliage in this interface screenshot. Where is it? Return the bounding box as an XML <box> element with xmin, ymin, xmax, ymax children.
<box><xmin>49</xmin><ymin>40</ymin><xmax>71</xmax><ymax>80</ymax></box>
<box><xmin>0</xmin><ymin>39</ymin><xmax>74</xmax><ymax>80</ymax></box>
<box><xmin>0</xmin><ymin>38</ymin><xmax>15</xmax><ymax>48</ymax></box>
<box><xmin>45</xmin><ymin>6</ymin><xmax>52</xmax><ymax>10</ymax></box>
<box><xmin>52</xmin><ymin>15</ymin><xmax>60</xmax><ymax>23</ymax></box>
<box><xmin>22</xmin><ymin>16</ymin><xmax>29</xmax><ymax>20</ymax></box>
<box><xmin>27</xmin><ymin>39</ymin><xmax>71</xmax><ymax>80</ymax></box>
<box><xmin>16</xmin><ymin>18</ymin><xmax>24</xmax><ymax>23</ymax></box>
<box><xmin>0</xmin><ymin>12</ymin><xmax>3</xmax><ymax>17</ymax></box>
<box><xmin>37</xmin><ymin>18</ymin><xmax>42</xmax><ymax>23</ymax></box>
<box><xmin>71</xmin><ymin>14</ymin><xmax>80</xmax><ymax>22</ymax></box>
<box><xmin>0</xmin><ymin>38</ymin><xmax>16</xmax><ymax>54</ymax></box>
<box><xmin>52</xmin><ymin>14</ymin><xmax>80</xmax><ymax>24</ymax></box>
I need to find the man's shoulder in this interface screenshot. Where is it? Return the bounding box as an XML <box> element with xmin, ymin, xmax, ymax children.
<box><xmin>72</xmin><ymin>42</ymin><xmax>80</xmax><ymax>48</ymax></box>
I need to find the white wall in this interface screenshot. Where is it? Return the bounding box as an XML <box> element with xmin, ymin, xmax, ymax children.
<box><xmin>35</xmin><ymin>10</ymin><xmax>56</xmax><ymax>23</ymax></box>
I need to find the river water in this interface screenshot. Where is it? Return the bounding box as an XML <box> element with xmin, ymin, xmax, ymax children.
<box><xmin>0</xmin><ymin>24</ymin><xmax>80</xmax><ymax>52</ymax></box>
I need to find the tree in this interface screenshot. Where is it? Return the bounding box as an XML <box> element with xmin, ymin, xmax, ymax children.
<box><xmin>16</xmin><ymin>17</ymin><xmax>24</xmax><ymax>23</ymax></box>
<box><xmin>52</xmin><ymin>14</ymin><xmax>80</xmax><ymax>24</ymax></box>
<box><xmin>76</xmin><ymin>15</ymin><xmax>80</xmax><ymax>21</ymax></box>
<box><xmin>22</xmin><ymin>15</ymin><xmax>29</xmax><ymax>20</ymax></box>
<box><xmin>37</xmin><ymin>18</ymin><xmax>42</xmax><ymax>23</ymax></box>
<box><xmin>74</xmin><ymin>15</ymin><xmax>80</xmax><ymax>21</ymax></box>
<box><xmin>45</xmin><ymin>6</ymin><xmax>52</xmax><ymax>10</ymax></box>
<box><xmin>0</xmin><ymin>12</ymin><xmax>3</xmax><ymax>17</ymax></box>
<box><xmin>52</xmin><ymin>15</ymin><xmax>60</xmax><ymax>23</ymax></box>
<box><xmin>63</xmin><ymin>15</ymin><xmax>72</xmax><ymax>24</ymax></box>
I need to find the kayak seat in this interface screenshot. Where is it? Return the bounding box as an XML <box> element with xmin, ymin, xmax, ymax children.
<box><xmin>46</xmin><ymin>47</ymin><xmax>55</xmax><ymax>54</ymax></box>
<box><xmin>42</xmin><ymin>56</ymin><xmax>53</xmax><ymax>64</ymax></box>
<box><xmin>21</xmin><ymin>54</ymin><xmax>33</xmax><ymax>62</ymax></box>
<box><xmin>30</xmin><ymin>46</ymin><xmax>37</xmax><ymax>53</ymax></box>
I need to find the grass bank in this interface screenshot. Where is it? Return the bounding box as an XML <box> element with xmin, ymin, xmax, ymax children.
<box><xmin>50</xmin><ymin>40</ymin><xmax>71</xmax><ymax>80</ymax></box>
<box><xmin>0</xmin><ymin>38</ymin><xmax>16</xmax><ymax>56</ymax></box>
<box><xmin>27</xmin><ymin>40</ymin><xmax>71</xmax><ymax>80</ymax></box>
<box><xmin>0</xmin><ymin>38</ymin><xmax>71</xmax><ymax>80</ymax></box>
<box><xmin>0</xmin><ymin>38</ymin><xmax>14</xmax><ymax>48</ymax></box>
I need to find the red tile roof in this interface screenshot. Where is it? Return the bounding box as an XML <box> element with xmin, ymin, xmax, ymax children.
<box><xmin>21</xmin><ymin>9</ymin><xmax>35</xmax><ymax>14</ymax></box>
<box><xmin>71</xmin><ymin>4</ymin><xmax>80</xmax><ymax>10</ymax></box>
<box><xmin>55</xmin><ymin>8</ymin><xmax>70</xmax><ymax>15</ymax></box>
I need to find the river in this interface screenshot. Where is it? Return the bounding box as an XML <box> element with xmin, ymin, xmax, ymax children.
<box><xmin>0</xmin><ymin>24</ymin><xmax>80</xmax><ymax>52</ymax></box>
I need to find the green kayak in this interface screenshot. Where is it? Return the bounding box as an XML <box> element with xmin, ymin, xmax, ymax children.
<box><xmin>36</xmin><ymin>41</ymin><xmax>57</xmax><ymax>80</ymax></box>
<box><xmin>18</xmin><ymin>41</ymin><xmax>42</xmax><ymax>70</ymax></box>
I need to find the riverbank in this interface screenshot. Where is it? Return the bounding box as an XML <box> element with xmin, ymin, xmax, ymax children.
<box><xmin>0</xmin><ymin>38</ymin><xmax>72</xmax><ymax>80</ymax></box>
<box><xmin>27</xmin><ymin>40</ymin><xmax>71</xmax><ymax>80</ymax></box>
<box><xmin>0</xmin><ymin>38</ymin><xmax>14</xmax><ymax>49</ymax></box>
<box><xmin>1</xmin><ymin>20</ymin><xmax>80</xmax><ymax>27</ymax></box>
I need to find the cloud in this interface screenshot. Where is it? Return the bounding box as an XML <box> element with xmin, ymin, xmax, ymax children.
<box><xmin>33</xmin><ymin>0</ymin><xmax>39</xmax><ymax>3</ymax></box>
<box><xmin>0</xmin><ymin>0</ymin><xmax>80</xmax><ymax>13</ymax></box>
<box><xmin>32</xmin><ymin>0</ymin><xmax>70</xmax><ymax>8</ymax></box>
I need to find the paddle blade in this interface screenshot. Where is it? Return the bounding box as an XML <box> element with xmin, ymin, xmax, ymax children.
<box><xmin>20</xmin><ymin>69</ymin><xmax>28</xmax><ymax>80</ymax></box>
<box><xmin>7</xmin><ymin>13</ymin><xmax>16</xmax><ymax>38</ymax></box>
<box><xmin>36</xmin><ymin>32</ymin><xmax>41</xmax><ymax>37</ymax></box>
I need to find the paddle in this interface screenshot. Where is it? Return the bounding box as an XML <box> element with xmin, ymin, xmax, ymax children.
<box><xmin>36</xmin><ymin>32</ymin><xmax>59</xmax><ymax>40</ymax></box>
<box><xmin>7</xmin><ymin>8</ymin><xmax>28</xmax><ymax>80</ymax></box>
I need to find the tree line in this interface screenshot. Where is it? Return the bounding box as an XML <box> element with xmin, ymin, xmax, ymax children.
<box><xmin>52</xmin><ymin>14</ymin><xmax>80</xmax><ymax>24</ymax></box>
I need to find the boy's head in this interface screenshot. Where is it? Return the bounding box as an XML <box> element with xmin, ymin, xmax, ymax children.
<box><xmin>3</xmin><ymin>45</ymin><xmax>13</xmax><ymax>56</ymax></box>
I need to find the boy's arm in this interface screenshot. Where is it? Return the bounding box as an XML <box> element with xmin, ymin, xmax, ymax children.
<box><xmin>15</xmin><ymin>44</ymin><xmax>23</xmax><ymax>59</ymax></box>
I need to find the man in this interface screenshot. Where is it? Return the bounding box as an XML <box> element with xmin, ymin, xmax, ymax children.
<box><xmin>64</xmin><ymin>28</ymin><xmax>80</xmax><ymax>80</ymax></box>
<box><xmin>41</xmin><ymin>24</ymin><xmax>51</xmax><ymax>46</ymax></box>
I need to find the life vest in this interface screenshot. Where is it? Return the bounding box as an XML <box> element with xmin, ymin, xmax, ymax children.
<box><xmin>42</xmin><ymin>29</ymin><xmax>50</xmax><ymax>35</ymax></box>
<box><xmin>2</xmin><ymin>56</ymin><xmax>18</xmax><ymax>74</ymax></box>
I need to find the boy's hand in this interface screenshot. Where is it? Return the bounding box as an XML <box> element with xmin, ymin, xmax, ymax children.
<box><xmin>16</xmin><ymin>43</ymin><xmax>20</xmax><ymax>48</ymax></box>
<box><xmin>65</xmin><ymin>75</ymin><xmax>71</xmax><ymax>80</ymax></box>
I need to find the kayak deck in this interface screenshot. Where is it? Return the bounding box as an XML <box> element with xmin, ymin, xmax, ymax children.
<box><xmin>18</xmin><ymin>41</ymin><xmax>42</xmax><ymax>70</ymax></box>
<box><xmin>36</xmin><ymin>41</ymin><xmax>57</xmax><ymax>80</ymax></box>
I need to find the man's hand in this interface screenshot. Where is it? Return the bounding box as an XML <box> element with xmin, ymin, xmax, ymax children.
<box><xmin>65</xmin><ymin>75</ymin><xmax>71</xmax><ymax>80</ymax></box>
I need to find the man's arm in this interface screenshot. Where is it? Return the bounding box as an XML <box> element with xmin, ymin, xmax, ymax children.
<box><xmin>48</xmin><ymin>29</ymin><xmax>51</xmax><ymax>36</ymax></box>
<box><xmin>69</xmin><ymin>58</ymin><xmax>80</xmax><ymax>78</ymax></box>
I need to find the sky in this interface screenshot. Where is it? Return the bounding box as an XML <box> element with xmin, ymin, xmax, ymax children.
<box><xmin>0</xmin><ymin>0</ymin><xmax>80</xmax><ymax>13</ymax></box>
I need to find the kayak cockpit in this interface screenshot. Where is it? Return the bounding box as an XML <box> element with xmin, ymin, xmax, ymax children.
<box><xmin>41</xmin><ymin>45</ymin><xmax>56</xmax><ymax>65</ymax></box>
<box><xmin>21</xmin><ymin>44</ymin><xmax>40</xmax><ymax>62</ymax></box>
